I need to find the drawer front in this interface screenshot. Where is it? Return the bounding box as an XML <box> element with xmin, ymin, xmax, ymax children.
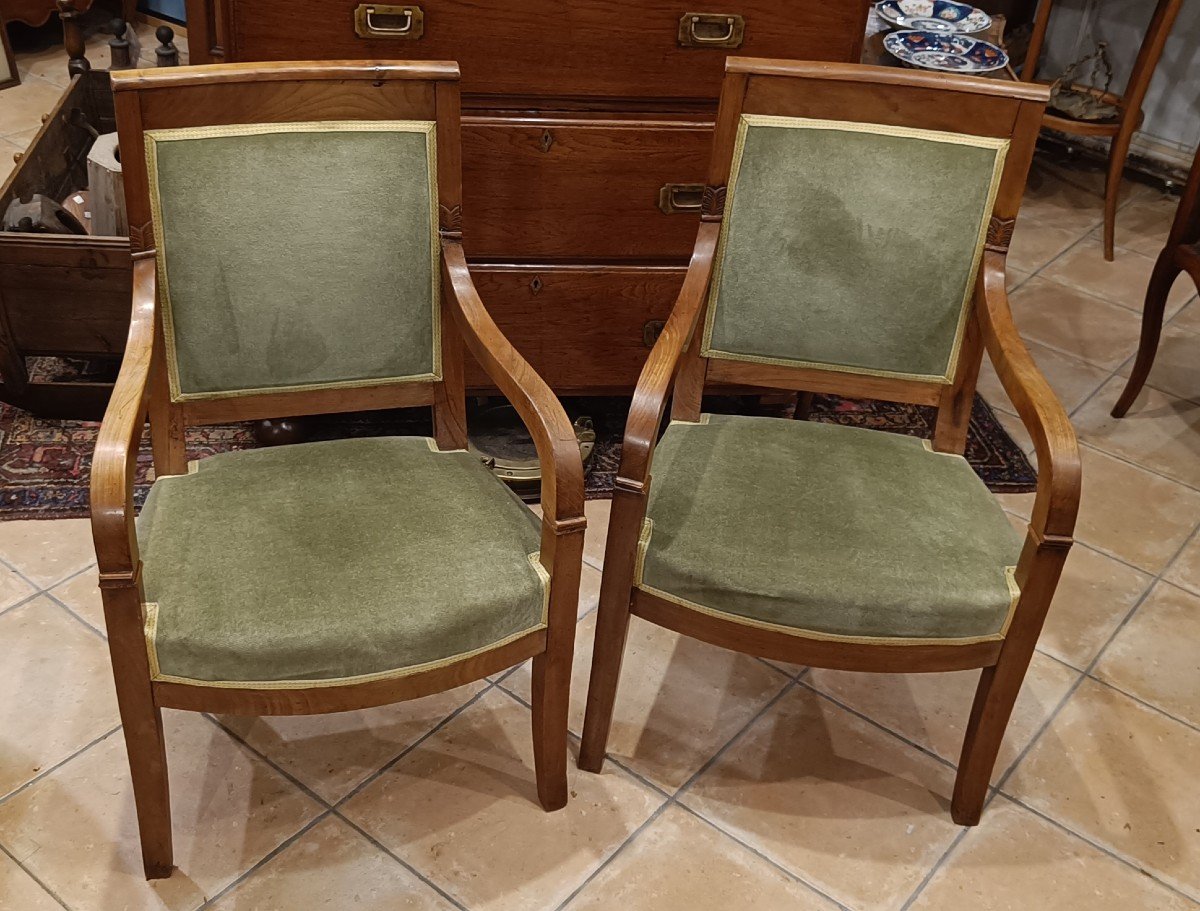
<box><xmin>223</xmin><ymin>0</ymin><xmax>868</xmax><ymax>98</ymax></box>
<box><xmin>464</xmin><ymin>265</ymin><xmax>686</xmax><ymax>391</ymax></box>
<box><xmin>462</xmin><ymin>117</ymin><xmax>712</xmax><ymax>261</ymax></box>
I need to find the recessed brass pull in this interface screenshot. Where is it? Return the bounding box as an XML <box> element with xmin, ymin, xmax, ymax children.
<box><xmin>658</xmin><ymin>183</ymin><xmax>705</xmax><ymax>214</ymax></box>
<box><xmin>678</xmin><ymin>12</ymin><xmax>745</xmax><ymax>49</ymax></box>
<box><xmin>354</xmin><ymin>4</ymin><xmax>425</xmax><ymax>39</ymax></box>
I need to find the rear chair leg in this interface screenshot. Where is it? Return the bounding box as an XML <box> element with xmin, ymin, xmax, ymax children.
<box><xmin>578</xmin><ymin>487</ymin><xmax>643</xmax><ymax>773</ymax></box>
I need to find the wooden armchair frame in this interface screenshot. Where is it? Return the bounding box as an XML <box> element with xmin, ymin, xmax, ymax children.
<box><xmin>93</xmin><ymin>62</ymin><xmax>586</xmax><ymax>879</ymax></box>
<box><xmin>578</xmin><ymin>60</ymin><xmax>1081</xmax><ymax>826</ymax></box>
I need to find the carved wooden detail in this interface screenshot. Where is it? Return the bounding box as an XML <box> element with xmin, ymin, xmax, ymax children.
<box><xmin>438</xmin><ymin>203</ymin><xmax>463</xmax><ymax>241</ymax></box>
<box><xmin>985</xmin><ymin>216</ymin><xmax>1015</xmax><ymax>253</ymax></box>
<box><xmin>700</xmin><ymin>184</ymin><xmax>727</xmax><ymax>223</ymax></box>
<box><xmin>128</xmin><ymin>221</ymin><xmax>155</xmax><ymax>253</ymax></box>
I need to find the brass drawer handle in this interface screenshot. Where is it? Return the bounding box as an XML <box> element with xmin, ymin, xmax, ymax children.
<box><xmin>678</xmin><ymin>12</ymin><xmax>745</xmax><ymax>49</ymax></box>
<box><xmin>354</xmin><ymin>4</ymin><xmax>425</xmax><ymax>39</ymax></box>
<box><xmin>658</xmin><ymin>183</ymin><xmax>706</xmax><ymax>214</ymax></box>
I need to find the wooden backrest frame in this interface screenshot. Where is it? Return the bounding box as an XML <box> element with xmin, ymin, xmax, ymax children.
<box><xmin>670</xmin><ymin>60</ymin><xmax>1050</xmax><ymax>454</ymax></box>
<box><xmin>110</xmin><ymin>61</ymin><xmax>469</xmax><ymax>469</ymax></box>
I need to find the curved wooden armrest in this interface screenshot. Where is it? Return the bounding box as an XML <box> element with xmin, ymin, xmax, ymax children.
<box><xmin>90</xmin><ymin>255</ymin><xmax>157</xmax><ymax>581</ymax></box>
<box><xmin>978</xmin><ymin>252</ymin><xmax>1081</xmax><ymax>545</ymax></box>
<box><xmin>440</xmin><ymin>241</ymin><xmax>585</xmax><ymax>538</ymax></box>
<box><xmin>619</xmin><ymin>221</ymin><xmax>720</xmax><ymax>485</ymax></box>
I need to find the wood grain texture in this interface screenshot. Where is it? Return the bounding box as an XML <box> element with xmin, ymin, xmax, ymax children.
<box><xmin>580</xmin><ymin>61</ymin><xmax>1078</xmax><ymax>829</ymax></box>
<box><xmin>92</xmin><ymin>64</ymin><xmax>589</xmax><ymax>875</ymax></box>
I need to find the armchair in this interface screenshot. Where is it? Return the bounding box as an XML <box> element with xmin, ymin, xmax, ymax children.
<box><xmin>92</xmin><ymin>61</ymin><xmax>586</xmax><ymax>879</ymax></box>
<box><xmin>578</xmin><ymin>60</ymin><xmax>1080</xmax><ymax>827</ymax></box>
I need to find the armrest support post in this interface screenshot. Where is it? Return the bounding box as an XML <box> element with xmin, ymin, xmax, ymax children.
<box><xmin>977</xmin><ymin>252</ymin><xmax>1081</xmax><ymax>556</ymax></box>
<box><xmin>619</xmin><ymin>221</ymin><xmax>720</xmax><ymax>486</ymax></box>
<box><xmin>91</xmin><ymin>255</ymin><xmax>158</xmax><ymax>582</ymax></box>
<box><xmin>440</xmin><ymin>241</ymin><xmax>586</xmax><ymax>550</ymax></box>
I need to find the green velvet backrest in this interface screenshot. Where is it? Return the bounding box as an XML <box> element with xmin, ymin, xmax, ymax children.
<box><xmin>701</xmin><ymin>115</ymin><xmax>1009</xmax><ymax>384</ymax></box>
<box><xmin>145</xmin><ymin>121</ymin><xmax>440</xmax><ymax>401</ymax></box>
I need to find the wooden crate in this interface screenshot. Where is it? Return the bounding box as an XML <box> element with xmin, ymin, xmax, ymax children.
<box><xmin>0</xmin><ymin>70</ymin><xmax>131</xmax><ymax>419</ymax></box>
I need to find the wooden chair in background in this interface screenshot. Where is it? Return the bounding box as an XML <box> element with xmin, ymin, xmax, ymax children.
<box><xmin>578</xmin><ymin>59</ymin><xmax>1081</xmax><ymax>826</ymax></box>
<box><xmin>92</xmin><ymin>61</ymin><xmax>586</xmax><ymax>879</ymax></box>
<box><xmin>1021</xmin><ymin>0</ymin><xmax>1183</xmax><ymax>262</ymax></box>
<box><xmin>1112</xmin><ymin>140</ymin><xmax>1200</xmax><ymax>417</ymax></box>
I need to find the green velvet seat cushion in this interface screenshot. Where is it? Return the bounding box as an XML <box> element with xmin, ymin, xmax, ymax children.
<box><xmin>137</xmin><ymin>437</ymin><xmax>547</xmax><ymax>687</ymax></box>
<box><xmin>147</xmin><ymin>122</ymin><xmax>439</xmax><ymax>400</ymax></box>
<box><xmin>702</xmin><ymin>117</ymin><xmax>1007</xmax><ymax>382</ymax></box>
<box><xmin>637</xmin><ymin>414</ymin><xmax>1021</xmax><ymax>643</ymax></box>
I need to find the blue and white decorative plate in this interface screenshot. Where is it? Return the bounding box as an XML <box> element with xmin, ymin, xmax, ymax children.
<box><xmin>875</xmin><ymin>0</ymin><xmax>992</xmax><ymax>35</ymax></box>
<box><xmin>882</xmin><ymin>30</ymin><xmax>1009</xmax><ymax>73</ymax></box>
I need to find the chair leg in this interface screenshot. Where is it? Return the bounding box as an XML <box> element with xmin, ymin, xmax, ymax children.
<box><xmin>530</xmin><ymin>648</ymin><xmax>570</xmax><ymax>811</ymax></box>
<box><xmin>1112</xmin><ymin>251</ymin><xmax>1179</xmax><ymax>417</ymax></box>
<box><xmin>1102</xmin><ymin>122</ymin><xmax>1137</xmax><ymax>262</ymax></box>
<box><xmin>952</xmin><ymin>651</ymin><xmax>1034</xmax><ymax>826</ymax></box>
<box><xmin>104</xmin><ymin>589</ymin><xmax>173</xmax><ymax>877</ymax></box>
<box><xmin>578</xmin><ymin>489</ymin><xmax>643</xmax><ymax>773</ymax></box>
<box><xmin>113</xmin><ymin>684</ymin><xmax>173</xmax><ymax>877</ymax></box>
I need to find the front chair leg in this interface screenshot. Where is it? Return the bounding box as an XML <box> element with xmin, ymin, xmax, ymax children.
<box><xmin>951</xmin><ymin>649</ymin><xmax>1035</xmax><ymax>825</ymax></box>
<box><xmin>1112</xmin><ymin>252</ymin><xmax>1180</xmax><ymax>417</ymax></box>
<box><xmin>103</xmin><ymin>588</ymin><xmax>173</xmax><ymax>877</ymax></box>
<box><xmin>531</xmin><ymin>646</ymin><xmax>571</xmax><ymax>811</ymax></box>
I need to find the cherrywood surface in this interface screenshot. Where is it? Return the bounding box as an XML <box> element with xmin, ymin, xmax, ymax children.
<box><xmin>92</xmin><ymin>62</ymin><xmax>587</xmax><ymax>877</ymax></box>
<box><xmin>191</xmin><ymin>0</ymin><xmax>869</xmax><ymax>97</ymax></box>
<box><xmin>0</xmin><ymin>0</ymin><xmax>91</xmax><ymax>27</ymax></box>
<box><xmin>1112</xmin><ymin>141</ymin><xmax>1200</xmax><ymax>418</ymax></box>
<box><xmin>579</xmin><ymin>60</ymin><xmax>1081</xmax><ymax>830</ymax></box>
<box><xmin>180</xmin><ymin>0</ymin><xmax>872</xmax><ymax>395</ymax></box>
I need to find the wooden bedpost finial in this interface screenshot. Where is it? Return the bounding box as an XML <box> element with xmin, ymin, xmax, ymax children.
<box><xmin>155</xmin><ymin>26</ymin><xmax>180</xmax><ymax>67</ymax></box>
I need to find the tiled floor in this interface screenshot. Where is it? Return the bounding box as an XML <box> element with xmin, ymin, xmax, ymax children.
<box><xmin>3</xmin><ymin>32</ymin><xmax>1200</xmax><ymax>911</ymax></box>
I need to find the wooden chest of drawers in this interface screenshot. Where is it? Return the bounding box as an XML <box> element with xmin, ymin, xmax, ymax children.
<box><xmin>185</xmin><ymin>0</ymin><xmax>870</xmax><ymax>391</ymax></box>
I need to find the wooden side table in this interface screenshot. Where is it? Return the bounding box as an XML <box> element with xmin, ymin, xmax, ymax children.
<box><xmin>1022</xmin><ymin>0</ymin><xmax>1182</xmax><ymax>261</ymax></box>
<box><xmin>1111</xmin><ymin>143</ymin><xmax>1199</xmax><ymax>417</ymax></box>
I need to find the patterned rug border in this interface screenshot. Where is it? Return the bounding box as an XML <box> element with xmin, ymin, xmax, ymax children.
<box><xmin>0</xmin><ymin>392</ymin><xmax>1036</xmax><ymax>521</ymax></box>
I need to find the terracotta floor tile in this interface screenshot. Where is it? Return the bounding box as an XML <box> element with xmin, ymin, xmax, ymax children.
<box><xmin>216</xmin><ymin>681</ymin><xmax>487</xmax><ymax>804</ymax></box>
<box><xmin>0</xmin><ymin>78</ymin><xmax>63</xmax><ymax>139</ymax></box>
<box><xmin>976</xmin><ymin>339</ymin><xmax>1110</xmax><ymax>417</ymax></box>
<box><xmin>993</xmin><ymin>490</ymin><xmax>1035</xmax><ymax>519</ymax></box>
<box><xmin>505</xmin><ymin>612</ymin><xmax>790</xmax><ymax>792</ymax></box>
<box><xmin>0</xmin><ymin>561</ymin><xmax>36</xmax><ymax>612</ymax></box>
<box><xmin>1042</xmin><ymin>236</ymin><xmax>1197</xmax><ymax>314</ymax></box>
<box><xmin>1164</xmin><ymin>531</ymin><xmax>1200</xmax><ymax>596</ymax></box>
<box><xmin>0</xmin><ymin>519</ymin><xmax>95</xmax><ymax>588</ymax></box>
<box><xmin>15</xmin><ymin>44</ymin><xmax>76</xmax><ymax>88</ymax></box>
<box><xmin>1172</xmin><ymin>300</ymin><xmax>1200</xmax><ymax>334</ymax></box>
<box><xmin>680</xmin><ymin>686</ymin><xmax>962</xmax><ymax>911</ymax></box>
<box><xmin>1116</xmin><ymin>323</ymin><xmax>1200</xmax><ymax>406</ymax></box>
<box><xmin>1074</xmin><ymin>378</ymin><xmax>1200</xmax><ymax>489</ymax></box>
<box><xmin>1007</xmin><ymin>277</ymin><xmax>1145</xmax><ymax>370</ymax></box>
<box><xmin>583</xmin><ymin>498</ymin><xmax>611</xmax><ymax>569</ymax></box>
<box><xmin>0</xmin><ymin>850</ymin><xmax>61</xmax><ymax>911</ymax></box>
<box><xmin>911</xmin><ymin>796</ymin><xmax>1194</xmax><ymax>911</ymax></box>
<box><xmin>0</xmin><ymin>712</ymin><xmax>323</xmax><ymax>911</ymax></box>
<box><xmin>340</xmin><ymin>688</ymin><xmax>662</xmax><ymax>911</ymax></box>
<box><xmin>566</xmin><ymin>805</ymin><xmax>838</xmax><ymax>910</ymax></box>
<box><xmin>208</xmin><ymin>816</ymin><xmax>455</xmax><ymax>911</ymax></box>
<box><xmin>1037</xmin><ymin>543</ymin><xmax>1153</xmax><ymax>670</ymax></box>
<box><xmin>1004</xmin><ymin>679</ymin><xmax>1200</xmax><ymax>900</ymax></box>
<box><xmin>0</xmin><ymin>596</ymin><xmax>119</xmax><ymax>798</ymax></box>
<box><xmin>1093</xmin><ymin>582</ymin><xmax>1200</xmax><ymax>728</ymax></box>
<box><xmin>1019</xmin><ymin>169</ymin><xmax>1105</xmax><ymax>236</ymax></box>
<box><xmin>1006</xmin><ymin>219</ymin><xmax>1083</xmax><ymax>274</ymax></box>
<box><xmin>1111</xmin><ymin>192</ymin><xmax>1186</xmax><ymax>258</ymax></box>
<box><xmin>47</xmin><ymin>567</ymin><xmax>105</xmax><ymax>634</ymax></box>
<box><xmin>577</xmin><ymin>562</ymin><xmax>601</xmax><ymax>617</ymax></box>
<box><xmin>1069</xmin><ymin>446</ymin><xmax>1200</xmax><ymax>573</ymax></box>
<box><xmin>806</xmin><ymin>652</ymin><xmax>1078</xmax><ymax>784</ymax></box>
